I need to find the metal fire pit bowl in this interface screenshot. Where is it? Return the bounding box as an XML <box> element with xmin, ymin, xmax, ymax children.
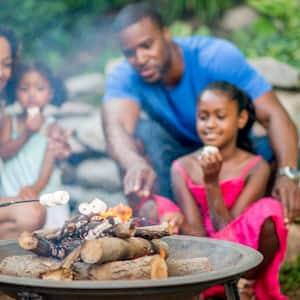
<box><xmin>0</xmin><ymin>236</ymin><xmax>262</xmax><ymax>300</ymax></box>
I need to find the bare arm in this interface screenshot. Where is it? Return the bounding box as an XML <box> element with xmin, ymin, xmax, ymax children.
<box><xmin>254</xmin><ymin>91</ymin><xmax>298</xmax><ymax>168</ymax></box>
<box><xmin>254</xmin><ymin>91</ymin><xmax>300</xmax><ymax>221</ymax></box>
<box><xmin>171</xmin><ymin>159</ymin><xmax>207</xmax><ymax>236</ymax></box>
<box><xmin>0</xmin><ymin>115</ymin><xmax>33</xmax><ymax>159</ymax></box>
<box><xmin>101</xmin><ymin>99</ymin><xmax>156</xmax><ymax>199</ymax></box>
<box><xmin>231</xmin><ymin>160</ymin><xmax>270</xmax><ymax>217</ymax></box>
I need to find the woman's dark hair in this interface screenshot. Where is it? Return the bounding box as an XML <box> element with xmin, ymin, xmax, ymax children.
<box><xmin>199</xmin><ymin>81</ymin><xmax>256</xmax><ymax>153</ymax></box>
<box><xmin>0</xmin><ymin>26</ymin><xmax>21</xmax><ymax>104</ymax></box>
<box><xmin>13</xmin><ymin>61</ymin><xmax>66</xmax><ymax>106</ymax></box>
<box><xmin>113</xmin><ymin>2</ymin><xmax>164</xmax><ymax>32</ymax></box>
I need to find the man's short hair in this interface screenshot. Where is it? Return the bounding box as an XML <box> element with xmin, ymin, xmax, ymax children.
<box><xmin>113</xmin><ymin>2</ymin><xmax>164</xmax><ymax>32</ymax></box>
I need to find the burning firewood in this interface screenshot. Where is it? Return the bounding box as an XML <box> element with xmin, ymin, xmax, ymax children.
<box><xmin>8</xmin><ymin>200</ymin><xmax>213</xmax><ymax>283</ymax></box>
<box><xmin>41</xmin><ymin>247</ymin><xmax>82</xmax><ymax>281</ymax></box>
<box><xmin>18</xmin><ymin>231</ymin><xmax>67</xmax><ymax>259</ymax></box>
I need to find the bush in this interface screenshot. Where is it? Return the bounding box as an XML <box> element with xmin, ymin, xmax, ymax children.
<box><xmin>230</xmin><ymin>0</ymin><xmax>300</xmax><ymax>71</ymax></box>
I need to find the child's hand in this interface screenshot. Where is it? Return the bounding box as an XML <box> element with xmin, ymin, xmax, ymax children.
<box><xmin>47</xmin><ymin>124</ymin><xmax>72</xmax><ymax>160</ymax></box>
<box><xmin>198</xmin><ymin>150</ymin><xmax>222</xmax><ymax>184</ymax></box>
<box><xmin>18</xmin><ymin>185</ymin><xmax>40</xmax><ymax>200</ymax></box>
<box><xmin>160</xmin><ymin>212</ymin><xmax>184</xmax><ymax>234</ymax></box>
<box><xmin>25</xmin><ymin>111</ymin><xmax>44</xmax><ymax>132</ymax></box>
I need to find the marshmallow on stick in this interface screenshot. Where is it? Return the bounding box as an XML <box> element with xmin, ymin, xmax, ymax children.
<box><xmin>39</xmin><ymin>191</ymin><xmax>70</xmax><ymax>207</ymax></box>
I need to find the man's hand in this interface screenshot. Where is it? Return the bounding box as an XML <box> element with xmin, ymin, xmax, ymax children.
<box><xmin>160</xmin><ymin>212</ymin><xmax>184</xmax><ymax>234</ymax></box>
<box><xmin>272</xmin><ymin>176</ymin><xmax>300</xmax><ymax>222</ymax></box>
<box><xmin>124</xmin><ymin>161</ymin><xmax>157</xmax><ymax>198</ymax></box>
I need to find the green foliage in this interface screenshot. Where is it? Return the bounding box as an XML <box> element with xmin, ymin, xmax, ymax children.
<box><xmin>280</xmin><ymin>255</ymin><xmax>300</xmax><ymax>296</ymax></box>
<box><xmin>230</xmin><ymin>0</ymin><xmax>300</xmax><ymax>71</ymax></box>
<box><xmin>157</xmin><ymin>0</ymin><xmax>239</xmax><ymax>25</ymax></box>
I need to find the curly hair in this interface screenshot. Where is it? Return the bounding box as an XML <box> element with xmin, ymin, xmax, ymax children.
<box><xmin>199</xmin><ymin>81</ymin><xmax>256</xmax><ymax>153</ymax></box>
<box><xmin>0</xmin><ymin>26</ymin><xmax>21</xmax><ymax>104</ymax></box>
<box><xmin>12</xmin><ymin>61</ymin><xmax>66</xmax><ymax>106</ymax></box>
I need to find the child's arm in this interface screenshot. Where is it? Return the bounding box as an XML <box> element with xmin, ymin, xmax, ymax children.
<box><xmin>0</xmin><ymin>113</ymin><xmax>44</xmax><ymax>159</ymax></box>
<box><xmin>0</xmin><ymin>115</ymin><xmax>33</xmax><ymax>159</ymax></box>
<box><xmin>198</xmin><ymin>151</ymin><xmax>233</xmax><ymax>231</ymax></box>
<box><xmin>18</xmin><ymin>146</ymin><xmax>56</xmax><ymax>199</ymax></box>
<box><xmin>171</xmin><ymin>158</ymin><xmax>207</xmax><ymax>236</ymax></box>
<box><xmin>19</xmin><ymin>123</ymin><xmax>71</xmax><ymax>199</ymax></box>
<box><xmin>231</xmin><ymin>159</ymin><xmax>271</xmax><ymax>217</ymax></box>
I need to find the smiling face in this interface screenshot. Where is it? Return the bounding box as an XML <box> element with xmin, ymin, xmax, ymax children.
<box><xmin>118</xmin><ymin>17</ymin><xmax>173</xmax><ymax>83</ymax></box>
<box><xmin>196</xmin><ymin>90</ymin><xmax>248</xmax><ymax>149</ymax></box>
<box><xmin>0</xmin><ymin>37</ymin><xmax>13</xmax><ymax>92</ymax></box>
<box><xmin>16</xmin><ymin>70</ymin><xmax>53</xmax><ymax>110</ymax></box>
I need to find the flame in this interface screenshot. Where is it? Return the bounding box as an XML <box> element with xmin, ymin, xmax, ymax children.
<box><xmin>159</xmin><ymin>247</ymin><xmax>166</xmax><ymax>259</ymax></box>
<box><xmin>100</xmin><ymin>204</ymin><xmax>132</xmax><ymax>222</ymax></box>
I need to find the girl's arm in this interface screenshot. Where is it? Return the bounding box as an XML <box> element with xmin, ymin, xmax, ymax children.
<box><xmin>230</xmin><ymin>159</ymin><xmax>270</xmax><ymax>217</ymax></box>
<box><xmin>0</xmin><ymin>115</ymin><xmax>33</xmax><ymax>159</ymax></box>
<box><xmin>19</xmin><ymin>146</ymin><xmax>56</xmax><ymax>199</ymax></box>
<box><xmin>19</xmin><ymin>123</ymin><xmax>70</xmax><ymax>199</ymax></box>
<box><xmin>199</xmin><ymin>152</ymin><xmax>233</xmax><ymax>231</ymax></box>
<box><xmin>171</xmin><ymin>158</ymin><xmax>207</xmax><ymax>236</ymax></box>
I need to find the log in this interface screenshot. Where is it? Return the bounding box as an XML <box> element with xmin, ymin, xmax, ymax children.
<box><xmin>0</xmin><ymin>255</ymin><xmax>60</xmax><ymax>278</ymax></box>
<box><xmin>18</xmin><ymin>231</ymin><xmax>70</xmax><ymax>259</ymax></box>
<box><xmin>40</xmin><ymin>247</ymin><xmax>81</xmax><ymax>281</ymax></box>
<box><xmin>167</xmin><ymin>257</ymin><xmax>213</xmax><ymax>276</ymax></box>
<box><xmin>89</xmin><ymin>255</ymin><xmax>168</xmax><ymax>280</ymax></box>
<box><xmin>108</xmin><ymin>219</ymin><xmax>136</xmax><ymax>238</ymax></box>
<box><xmin>80</xmin><ymin>237</ymin><xmax>156</xmax><ymax>264</ymax></box>
<box><xmin>135</xmin><ymin>224</ymin><xmax>170</xmax><ymax>239</ymax></box>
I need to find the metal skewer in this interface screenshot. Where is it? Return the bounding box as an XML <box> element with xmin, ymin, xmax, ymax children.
<box><xmin>0</xmin><ymin>199</ymin><xmax>39</xmax><ymax>208</ymax></box>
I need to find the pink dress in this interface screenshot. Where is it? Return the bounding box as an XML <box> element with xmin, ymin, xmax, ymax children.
<box><xmin>171</xmin><ymin>156</ymin><xmax>288</xmax><ymax>300</ymax></box>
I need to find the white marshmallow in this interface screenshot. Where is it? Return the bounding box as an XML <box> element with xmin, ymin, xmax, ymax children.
<box><xmin>90</xmin><ymin>198</ymin><xmax>107</xmax><ymax>214</ymax></box>
<box><xmin>27</xmin><ymin>106</ymin><xmax>40</xmax><ymax>118</ymax></box>
<box><xmin>52</xmin><ymin>190</ymin><xmax>70</xmax><ymax>205</ymax></box>
<box><xmin>39</xmin><ymin>191</ymin><xmax>70</xmax><ymax>207</ymax></box>
<box><xmin>78</xmin><ymin>202</ymin><xmax>92</xmax><ymax>216</ymax></box>
<box><xmin>202</xmin><ymin>145</ymin><xmax>219</xmax><ymax>154</ymax></box>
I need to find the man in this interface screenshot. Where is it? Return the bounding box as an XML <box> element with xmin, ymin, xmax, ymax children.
<box><xmin>102</xmin><ymin>3</ymin><xmax>300</xmax><ymax>221</ymax></box>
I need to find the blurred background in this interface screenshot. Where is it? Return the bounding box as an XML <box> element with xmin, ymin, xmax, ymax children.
<box><xmin>1</xmin><ymin>1</ymin><xmax>300</xmax><ymax>297</ymax></box>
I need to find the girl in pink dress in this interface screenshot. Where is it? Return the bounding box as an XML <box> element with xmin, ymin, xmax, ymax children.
<box><xmin>169</xmin><ymin>81</ymin><xmax>287</xmax><ymax>300</ymax></box>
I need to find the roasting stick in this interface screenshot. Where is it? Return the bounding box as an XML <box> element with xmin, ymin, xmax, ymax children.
<box><xmin>0</xmin><ymin>199</ymin><xmax>39</xmax><ymax>208</ymax></box>
<box><xmin>0</xmin><ymin>190</ymin><xmax>70</xmax><ymax>208</ymax></box>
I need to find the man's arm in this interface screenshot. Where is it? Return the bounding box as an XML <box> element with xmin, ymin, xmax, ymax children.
<box><xmin>254</xmin><ymin>90</ymin><xmax>300</xmax><ymax>220</ymax></box>
<box><xmin>101</xmin><ymin>99</ymin><xmax>156</xmax><ymax>199</ymax></box>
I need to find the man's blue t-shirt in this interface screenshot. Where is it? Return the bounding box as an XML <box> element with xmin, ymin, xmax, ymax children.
<box><xmin>103</xmin><ymin>36</ymin><xmax>271</xmax><ymax>143</ymax></box>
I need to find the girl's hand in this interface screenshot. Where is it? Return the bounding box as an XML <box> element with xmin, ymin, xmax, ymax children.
<box><xmin>160</xmin><ymin>212</ymin><xmax>184</xmax><ymax>234</ymax></box>
<box><xmin>198</xmin><ymin>150</ymin><xmax>222</xmax><ymax>184</ymax></box>
<box><xmin>25</xmin><ymin>112</ymin><xmax>44</xmax><ymax>132</ymax></box>
<box><xmin>47</xmin><ymin>124</ymin><xmax>72</xmax><ymax>160</ymax></box>
<box><xmin>18</xmin><ymin>185</ymin><xmax>40</xmax><ymax>200</ymax></box>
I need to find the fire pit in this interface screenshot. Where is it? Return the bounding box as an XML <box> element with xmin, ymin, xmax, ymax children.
<box><xmin>0</xmin><ymin>236</ymin><xmax>262</xmax><ymax>300</ymax></box>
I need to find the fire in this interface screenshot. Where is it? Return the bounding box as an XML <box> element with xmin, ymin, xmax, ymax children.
<box><xmin>100</xmin><ymin>204</ymin><xmax>132</xmax><ymax>222</ymax></box>
<box><xmin>159</xmin><ymin>247</ymin><xmax>166</xmax><ymax>259</ymax></box>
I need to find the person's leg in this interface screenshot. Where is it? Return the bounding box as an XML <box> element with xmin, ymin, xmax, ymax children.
<box><xmin>135</xmin><ymin>119</ymin><xmax>198</xmax><ymax>199</ymax></box>
<box><xmin>244</xmin><ymin>217</ymin><xmax>279</xmax><ymax>280</ymax></box>
<box><xmin>0</xmin><ymin>203</ymin><xmax>46</xmax><ymax>239</ymax></box>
